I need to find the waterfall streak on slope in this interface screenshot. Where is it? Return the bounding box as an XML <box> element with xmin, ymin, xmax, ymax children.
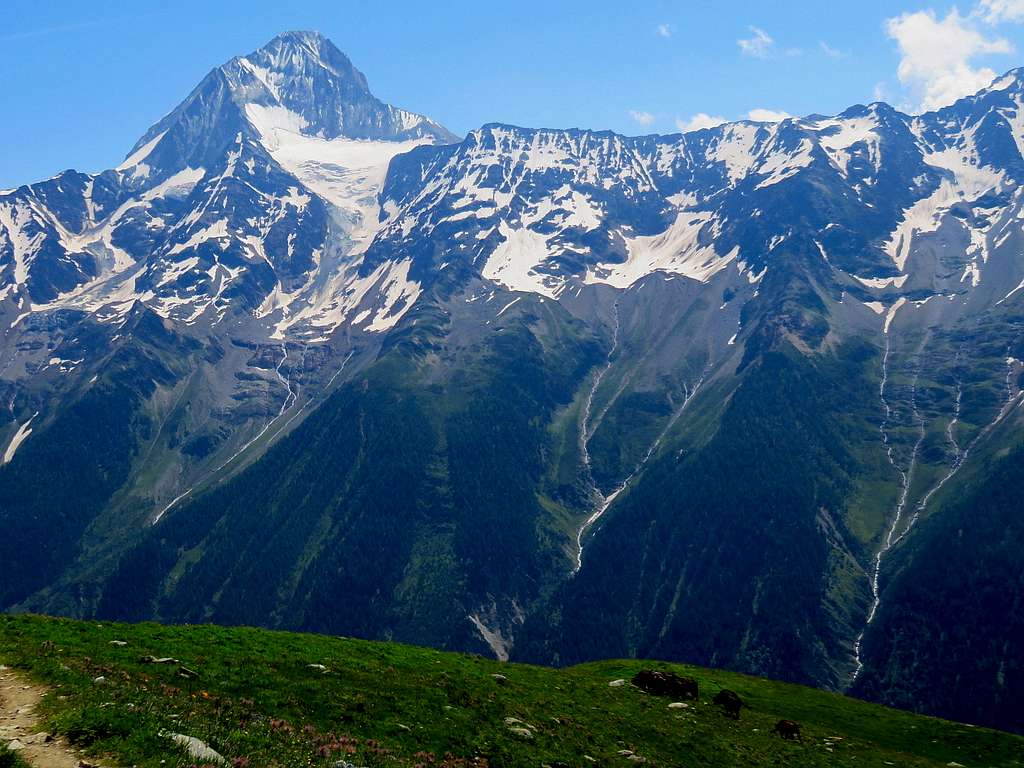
<box><xmin>573</xmin><ymin>304</ymin><xmax>706</xmax><ymax>574</ymax></box>
<box><xmin>151</xmin><ymin>343</ymin><xmax>298</xmax><ymax>525</ymax></box>
<box><xmin>851</xmin><ymin>339</ymin><xmax>923</xmax><ymax>681</ymax></box>
<box><xmin>850</xmin><ymin>347</ymin><xmax>1023</xmax><ymax>684</ymax></box>
<box><xmin>946</xmin><ymin>365</ymin><xmax>963</xmax><ymax>457</ymax></box>
<box><xmin>275</xmin><ymin>349</ymin><xmax>355</xmax><ymax>437</ymax></box>
<box><xmin>212</xmin><ymin>343</ymin><xmax>298</xmax><ymax>474</ymax></box>
<box><xmin>573</xmin><ymin>304</ymin><xmax>620</xmax><ymax>573</ymax></box>
<box><xmin>901</xmin><ymin>349</ymin><xmax>1023</xmax><ymax>543</ymax></box>
<box><xmin>572</xmin><ymin>377</ymin><xmax>705</xmax><ymax>575</ymax></box>
<box><xmin>580</xmin><ymin>304</ymin><xmax>621</xmax><ymax>454</ymax></box>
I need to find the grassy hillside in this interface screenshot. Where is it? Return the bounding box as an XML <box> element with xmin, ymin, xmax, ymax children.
<box><xmin>0</xmin><ymin>615</ymin><xmax>1021</xmax><ymax>768</ymax></box>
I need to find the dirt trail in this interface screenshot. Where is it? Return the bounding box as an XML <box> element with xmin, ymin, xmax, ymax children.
<box><xmin>0</xmin><ymin>665</ymin><xmax>95</xmax><ymax>768</ymax></box>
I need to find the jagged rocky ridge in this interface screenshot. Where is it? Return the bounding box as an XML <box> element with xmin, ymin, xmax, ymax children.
<box><xmin>2</xmin><ymin>32</ymin><xmax>1024</xmax><ymax>733</ymax></box>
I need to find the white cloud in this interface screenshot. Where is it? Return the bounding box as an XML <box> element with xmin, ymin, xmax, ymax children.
<box><xmin>629</xmin><ymin>110</ymin><xmax>656</xmax><ymax>127</ymax></box>
<box><xmin>747</xmin><ymin>108</ymin><xmax>792</xmax><ymax>122</ymax></box>
<box><xmin>676</xmin><ymin>113</ymin><xmax>728</xmax><ymax>132</ymax></box>
<box><xmin>738</xmin><ymin>26</ymin><xmax>774</xmax><ymax>58</ymax></box>
<box><xmin>820</xmin><ymin>41</ymin><xmax>844</xmax><ymax>58</ymax></box>
<box><xmin>656</xmin><ymin>23</ymin><xmax>673</xmax><ymax>38</ymax></box>
<box><xmin>978</xmin><ymin>0</ymin><xmax>1024</xmax><ymax>23</ymax></box>
<box><xmin>886</xmin><ymin>8</ymin><xmax>1012</xmax><ymax>112</ymax></box>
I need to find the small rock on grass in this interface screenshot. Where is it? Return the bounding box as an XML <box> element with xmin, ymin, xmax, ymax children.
<box><xmin>608</xmin><ymin>679</ymin><xmax>626</xmax><ymax>687</ymax></box>
<box><xmin>169</xmin><ymin>733</ymin><xmax>226</xmax><ymax>764</ymax></box>
<box><xmin>504</xmin><ymin>716</ymin><xmax>536</xmax><ymax>739</ymax></box>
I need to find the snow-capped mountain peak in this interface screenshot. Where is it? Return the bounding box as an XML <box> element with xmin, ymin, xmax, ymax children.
<box><xmin>118</xmin><ymin>31</ymin><xmax>457</xmax><ymax>185</ymax></box>
<box><xmin>0</xmin><ymin>32</ymin><xmax>458</xmax><ymax>340</ymax></box>
<box><xmin>221</xmin><ymin>31</ymin><xmax>457</xmax><ymax>144</ymax></box>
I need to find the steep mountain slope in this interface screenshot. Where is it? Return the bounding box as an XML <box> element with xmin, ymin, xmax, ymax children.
<box><xmin>0</xmin><ymin>31</ymin><xmax>456</xmax><ymax>612</ymax></box>
<box><xmin>852</xmin><ymin>388</ymin><xmax>1024</xmax><ymax>734</ymax></box>
<box><xmin>96</xmin><ymin>301</ymin><xmax>602</xmax><ymax>656</ymax></box>
<box><xmin>3</xmin><ymin>33</ymin><xmax>1024</xmax><ymax>732</ymax></box>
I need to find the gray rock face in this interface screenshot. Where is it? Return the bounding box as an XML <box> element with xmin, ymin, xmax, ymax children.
<box><xmin>224</xmin><ymin>31</ymin><xmax>459</xmax><ymax>143</ymax></box>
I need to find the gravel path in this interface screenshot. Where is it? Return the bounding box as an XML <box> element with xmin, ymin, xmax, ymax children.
<box><xmin>0</xmin><ymin>664</ymin><xmax>98</xmax><ymax>767</ymax></box>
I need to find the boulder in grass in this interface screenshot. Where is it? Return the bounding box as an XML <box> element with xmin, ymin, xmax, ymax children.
<box><xmin>170</xmin><ymin>733</ymin><xmax>226</xmax><ymax>764</ymax></box>
<box><xmin>503</xmin><ymin>717</ymin><xmax>535</xmax><ymax>739</ymax></box>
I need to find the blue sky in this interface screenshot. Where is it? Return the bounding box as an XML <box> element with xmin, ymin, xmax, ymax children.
<box><xmin>4</xmin><ymin>0</ymin><xmax>1024</xmax><ymax>187</ymax></box>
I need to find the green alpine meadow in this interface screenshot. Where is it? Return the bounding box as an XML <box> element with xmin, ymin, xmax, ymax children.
<box><xmin>1</xmin><ymin>614</ymin><xmax>1022</xmax><ymax>767</ymax></box>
